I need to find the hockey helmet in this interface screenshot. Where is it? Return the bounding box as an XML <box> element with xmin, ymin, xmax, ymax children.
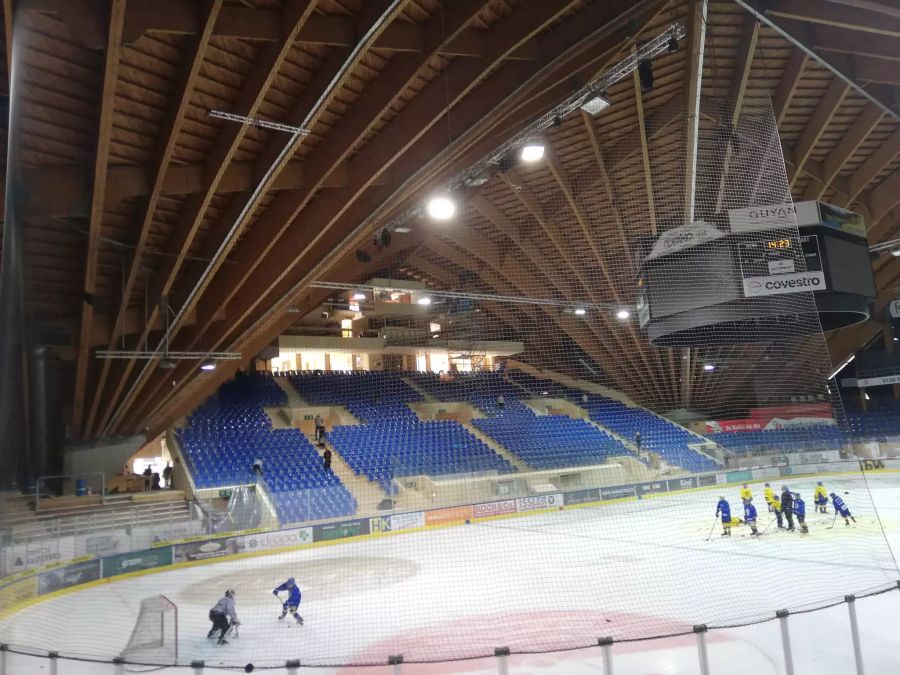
<box><xmin>225</xmin><ymin>589</ymin><xmax>235</xmax><ymax>598</ymax></box>
<box><xmin>286</xmin><ymin>577</ymin><xmax>295</xmax><ymax>586</ymax></box>
<box><xmin>817</xmin><ymin>481</ymin><xmax>823</xmax><ymax>486</ymax></box>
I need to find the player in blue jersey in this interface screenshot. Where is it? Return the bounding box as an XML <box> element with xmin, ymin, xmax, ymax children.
<box><xmin>716</xmin><ymin>496</ymin><xmax>732</xmax><ymax>536</ymax></box>
<box><xmin>273</xmin><ymin>577</ymin><xmax>303</xmax><ymax>625</ymax></box>
<box><xmin>792</xmin><ymin>493</ymin><xmax>808</xmax><ymax>534</ymax></box>
<box><xmin>830</xmin><ymin>493</ymin><xmax>856</xmax><ymax>526</ymax></box>
<box><xmin>743</xmin><ymin>498</ymin><xmax>759</xmax><ymax>536</ymax></box>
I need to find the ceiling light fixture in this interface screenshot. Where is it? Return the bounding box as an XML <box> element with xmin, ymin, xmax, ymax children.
<box><xmin>417</xmin><ymin>297</ymin><xmax>432</xmax><ymax>306</ymax></box>
<box><xmin>580</xmin><ymin>94</ymin><xmax>610</xmax><ymax>116</ymax></box>
<box><xmin>616</xmin><ymin>309</ymin><xmax>631</xmax><ymax>320</ymax></box>
<box><xmin>200</xmin><ymin>360</ymin><xmax>216</xmax><ymax>371</ymax></box>
<box><xmin>519</xmin><ymin>143</ymin><xmax>545</xmax><ymax>162</ymax></box>
<box><xmin>574</xmin><ymin>308</ymin><xmax>586</xmax><ymax>316</ymax></box>
<box><xmin>703</xmin><ymin>363</ymin><xmax>716</xmax><ymax>372</ymax></box>
<box><xmin>352</xmin><ymin>292</ymin><xmax>366</xmax><ymax>301</ymax></box>
<box><xmin>891</xmin><ymin>249</ymin><xmax>900</xmax><ymax>257</ymax></box>
<box><xmin>425</xmin><ymin>195</ymin><xmax>456</xmax><ymax>221</ymax></box>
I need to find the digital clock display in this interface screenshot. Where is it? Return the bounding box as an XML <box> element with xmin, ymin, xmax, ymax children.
<box><xmin>766</xmin><ymin>239</ymin><xmax>792</xmax><ymax>249</ymax></box>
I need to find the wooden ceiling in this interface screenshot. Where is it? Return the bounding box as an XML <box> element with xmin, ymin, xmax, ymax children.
<box><xmin>1</xmin><ymin>0</ymin><xmax>898</xmax><ymax>441</ymax></box>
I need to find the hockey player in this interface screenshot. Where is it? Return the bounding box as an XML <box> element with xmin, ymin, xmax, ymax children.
<box><xmin>208</xmin><ymin>589</ymin><xmax>239</xmax><ymax>645</ymax></box>
<box><xmin>740</xmin><ymin>483</ymin><xmax>753</xmax><ymax>506</ymax></box>
<box><xmin>814</xmin><ymin>482</ymin><xmax>829</xmax><ymax>514</ymax></box>
<box><xmin>763</xmin><ymin>483</ymin><xmax>777</xmax><ymax>513</ymax></box>
<box><xmin>830</xmin><ymin>493</ymin><xmax>857</xmax><ymax>526</ymax></box>
<box><xmin>744</xmin><ymin>498</ymin><xmax>759</xmax><ymax>536</ymax></box>
<box><xmin>793</xmin><ymin>493</ymin><xmax>808</xmax><ymax>534</ymax></box>
<box><xmin>716</xmin><ymin>496</ymin><xmax>732</xmax><ymax>536</ymax></box>
<box><xmin>273</xmin><ymin>577</ymin><xmax>304</xmax><ymax>625</ymax></box>
<box><xmin>781</xmin><ymin>486</ymin><xmax>795</xmax><ymax>531</ymax></box>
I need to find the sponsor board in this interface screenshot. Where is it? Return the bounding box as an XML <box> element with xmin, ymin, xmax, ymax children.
<box><xmin>751</xmin><ymin>467</ymin><xmax>781</xmax><ymax>480</ymax></box>
<box><xmin>473</xmin><ymin>500</ymin><xmax>518</xmax><ymax>518</ymax></box>
<box><xmin>600</xmin><ymin>484</ymin><xmax>636</xmax><ymax>500</ymax></box>
<box><xmin>37</xmin><ymin>559</ymin><xmax>101</xmax><ymax>595</ymax></box>
<box><xmin>313</xmin><ymin>519</ymin><xmax>370</xmax><ymax>542</ymax></box>
<box><xmin>84</xmin><ymin>534</ymin><xmax>121</xmax><ymax>556</ymax></box>
<box><xmin>726</xmin><ymin>470</ymin><xmax>753</xmax><ymax>483</ymax></box>
<box><xmin>637</xmin><ymin>481</ymin><xmax>666</xmax><ymax>495</ymax></box>
<box><xmin>564</xmin><ymin>488</ymin><xmax>601</xmax><ymax>506</ymax></box>
<box><xmin>389</xmin><ymin>511</ymin><xmax>425</xmax><ymax>531</ymax></box>
<box><xmin>727</xmin><ymin>201</ymin><xmax>820</xmax><ymax>233</ymax></box>
<box><xmin>241</xmin><ymin>527</ymin><xmax>312</xmax><ymax>553</ymax></box>
<box><xmin>698</xmin><ymin>474</ymin><xmax>718</xmax><ymax>487</ymax></box>
<box><xmin>173</xmin><ymin>536</ymin><xmax>245</xmax><ymax>563</ymax></box>
<box><xmin>0</xmin><ymin>576</ymin><xmax>37</xmax><ymax>610</ymax></box>
<box><xmin>856</xmin><ymin>374</ymin><xmax>900</xmax><ymax>388</ymax></box>
<box><xmin>860</xmin><ymin>459</ymin><xmax>885</xmax><ymax>471</ymax></box>
<box><xmin>516</xmin><ymin>494</ymin><xmax>563</xmax><ymax>512</ymax></box>
<box><xmin>667</xmin><ymin>477</ymin><xmax>697</xmax><ymax>492</ymax></box>
<box><xmin>424</xmin><ymin>506</ymin><xmax>474</xmax><ymax>526</ymax></box>
<box><xmin>742</xmin><ymin>271</ymin><xmax>825</xmax><ymax>298</ymax></box>
<box><xmin>0</xmin><ymin>540</ymin><xmax>75</xmax><ymax>578</ymax></box>
<box><xmin>890</xmin><ymin>299</ymin><xmax>900</xmax><ymax>319</ymax></box>
<box><xmin>646</xmin><ymin>220</ymin><xmax>725</xmax><ymax>261</ymax></box>
<box><xmin>102</xmin><ymin>547</ymin><xmax>173</xmax><ymax>578</ymax></box>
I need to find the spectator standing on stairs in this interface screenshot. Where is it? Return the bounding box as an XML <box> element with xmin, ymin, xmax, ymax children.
<box><xmin>581</xmin><ymin>393</ymin><xmax>589</xmax><ymax>405</ymax></box>
<box><xmin>162</xmin><ymin>462</ymin><xmax>173</xmax><ymax>488</ymax></box>
<box><xmin>634</xmin><ymin>430</ymin><xmax>642</xmax><ymax>451</ymax></box>
<box><xmin>497</xmin><ymin>393</ymin><xmax>505</xmax><ymax>410</ymax></box>
<box><xmin>252</xmin><ymin>458</ymin><xmax>263</xmax><ymax>477</ymax></box>
<box><xmin>323</xmin><ymin>447</ymin><xmax>332</xmax><ymax>472</ymax></box>
<box><xmin>314</xmin><ymin>414</ymin><xmax>325</xmax><ymax>442</ymax></box>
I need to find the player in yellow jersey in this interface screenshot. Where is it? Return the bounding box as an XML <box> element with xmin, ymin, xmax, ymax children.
<box><xmin>813</xmin><ymin>481</ymin><xmax>828</xmax><ymax>513</ymax></box>
<box><xmin>763</xmin><ymin>482</ymin><xmax>777</xmax><ymax>513</ymax></box>
<box><xmin>740</xmin><ymin>483</ymin><xmax>752</xmax><ymax>505</ymax></box>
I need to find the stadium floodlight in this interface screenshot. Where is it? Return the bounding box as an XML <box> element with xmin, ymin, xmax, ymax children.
<box><xmin>892</xmin><ymin>249</ymin><xmax>900</xmax><ymax>257</ymax></box>
<box><xmin>519</xmin><ymin>142</ymin><xmax>545</xmax><ymax>162</ymax></box>
<box><xmin>616</xmin><ymin>309</ymin><xmax>631</xmax><ymax>320</ymax></box>
<box><xmin>703</xmin><ymin>364</ymin><xmax>716</xmax><ymax>372</ymax></box>
<box><xmin>200</xmin><ymin>360</ymin><xmax>216</xmax><ymax>371</ymax></box>
<box><xmin>417</xmin><ymin>297</ymin><xmax>432</xmax><ymax>306</ymax></box>
<box><xmin>426</xmin><ymin>195</ymin><xmax>456</xmax><ymax>221</ymax></box>
<box><xmin>574</xmin><ymin>307</ymin><xmax>586</xmax><ymax>316</ymax></box>
<box><xmin>580</xmin><ymin>94</ymin><xmax>610</xmax><ymax>116</ymax></box>
<box><xmin>352</xmin><ymin>292</ymin><xmax>367</xmax><ymax>300</ymax></box>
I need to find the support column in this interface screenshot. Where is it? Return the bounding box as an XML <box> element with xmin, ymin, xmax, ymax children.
<box><xmin>0</xmin><ymin>9</ymin><xmax>32</xmax><ymax>489</ymax></box>
<box><xmin>846</xmin><ymin>595</ymin><xmax>865</xmax><ymax>675</ymax></box>
<box><xmin>694</xmin><ymin>625</ymin><xmax>711</xmax><ymax>675</ymax></box>
<box><xmin>881</xmin><ymin>321</ymin><xmax>900</xmax><ymax>400</ymax></box>
<box><xmin>598</xmin><ymin>636</ymin><xmax>614</xmax><ymax>674</ymax></box>
<box><xmin>777</xmin><ymin>609</ymin><xmax>795</xmax><ymax>675</ymax></box>
<box><xmin>495</xmin><ymin>647</ymin><xmax>510</xmax><ymax>675</ymax></box>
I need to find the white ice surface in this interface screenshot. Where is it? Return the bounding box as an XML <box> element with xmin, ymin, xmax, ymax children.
<box><xmin>2</xmin><ymin>472</ymin><xmax>899</xmax><ymax>674</ymax></box>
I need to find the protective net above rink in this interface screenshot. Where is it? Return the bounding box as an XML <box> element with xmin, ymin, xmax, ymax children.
<box><xmin>3</xmin><ymin>15</ymin><xmax>900</xmax><ymax>675</ymax></box>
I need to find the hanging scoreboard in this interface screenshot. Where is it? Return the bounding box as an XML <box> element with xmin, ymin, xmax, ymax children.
<box><xmin>737</xmin><ymin>233</ymin><xmax>825</xmax><ymax>298</ymax></box>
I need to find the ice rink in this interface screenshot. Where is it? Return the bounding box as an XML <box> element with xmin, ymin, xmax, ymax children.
<box><xmin>2</xmin><ymin>472</ymin><xmax>900</xmax><ymax>674</ymax></box>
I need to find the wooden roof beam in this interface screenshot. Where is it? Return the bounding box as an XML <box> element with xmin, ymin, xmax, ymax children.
<box><xmin>767</xmin><ymin>0</ymin><xmax>900</xmax><ymax>37</ymax></box>
<box><xmin>84</xmin><ymin>1</ymin><xmax>224</xmax><ymax>437</ymax></box>
<box><xmin>122</xmin><ymin>0</ymin><xmax>541</xmax><ymax>60</ymax></box>
<box><xmin>773</xmin><ymin>48</ymin><xmax>809</xmax><ymax>128</ymax></box>
<box><xmin>787</xmin><ymin>76</ymin><xmax>850</xmax><ymax>189</ymax></box>
<box><xmin>95</xmin><ymin>0</ymin><xmax>319</xmax><ymax>436</ymax></box>
<box><xmin>632</xmin><ymin>46</ymin><xmax>657</xmax><ymax>236</ymax></box>
<box><xmin>70</xmin><ymin>0</ymin><xmax>125</xmax><ymax>439</ymax></box>
<box><xmin>801</xmin><ymin>102</ymin><xmax>883</xmax><ymax>200</ymax></box>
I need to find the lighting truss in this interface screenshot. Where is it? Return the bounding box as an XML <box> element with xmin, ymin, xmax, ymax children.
<box><xmin>208</xmin><ymin>110</ymin><xmax>311</xmax><ymax>136</ymax></box>
<box><xmin>95</xmin><ymin>351</ymin><xmax>242</xmax><ymax>360</ymax></box>
<box><xmin>310</xmin><ymin>282</ymin><xmax>624</xmax><ymax>313</ymax></box>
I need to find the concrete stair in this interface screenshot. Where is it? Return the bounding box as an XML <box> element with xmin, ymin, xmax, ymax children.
<box><xmin>460</xmin><ymin>421</ymin><xmax>532</xmax><ymax>473</ymax></box>
<box><xmin>400</xmin><ymin>376</ymin><xmax>435</xmax><ymax>402</ymax></box>
<box><xmin>274</xmin><ymin>375</ymin><xmax>307</xmax><ymax>406</ymax></box>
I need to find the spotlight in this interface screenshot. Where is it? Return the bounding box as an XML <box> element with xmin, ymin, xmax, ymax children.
<box><xmin>352</xmin><ymin>292</ymin><xmax>366</xmax><ymax>301</ymax></box>
<box><xmin>425</xmin><ymin>195</ymin><xmax>456</xmax><ymax>221</ymax></box>
<box><xmin>580</xmin><ymin>94</ymin><xmax>610</xmax><ymax>117</ymax></box>
<box><xmin>159</xmin><ymin>358</ymin><xmax>176</xmax><ymax>370</ymax></box>
<box><xmin>200</xmin><ymin>360</ymin><xmax>216</xmax><ymax>371</ymax></box>
<box><xmin>638</xmin><ymin>60</ymin><xmax>654</xmax><ymax>91</ymax></box>
<box><xmin>891</xmin><ymin>250</ymin><xmax>900</xmax><ymax>257</ymax></box>
<box><xmin>703</xmin><ymin>364</ymin><xmax>716</xmax><ymax>372</ymax></box>
<box><xmin>574</xmin><ymin>308</ymin><xmax>586</xmax><ymax>316</ymax></box>
<box><xmin>519</xmin><ymin>143</ymin><xmax>545</xmax><ymax>163</ymax></box>
<box><xmin>393</xmin><ymin>225</ymin><xmax>411</xmax><ymax>234</ymax></box>
<box><xmin>379</xmin><ymin>229</ymin><xmax>391</xmax><ymax>248</ymax></box>
<box><xmin>865</xmin><ymin>391</ymin><xmax>870</xmax><ymax>401</ymax></box>
<box><xmin>463</xmin><ymin>171</ymin><xmax>491</xmax><ymax>187</ymax></box>
<box><xmin>417</xmin><ymin>297</ymin><xmax>432</xmax><ymax>306</ymax></box>
<box><xmin>552</xmin><ymin>115</ymin><xmax>562</xmax><ymax>128</ymax></box>
<box><xmin>668</xmin><ymin>35</ymin><xmax>679</xmax><ymax>53</ymax></box>
<box><xmin>356</xmin><ymin>249</ymin><xmax>371</xmax><ymax>263</ymax></box>
<box><xmin>616</xmin><ymin>309</ymin><xmax>630</xmax><ymax>320</ymax></box>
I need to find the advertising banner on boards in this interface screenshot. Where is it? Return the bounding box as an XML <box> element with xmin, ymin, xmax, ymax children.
<box><xmin>516</xmin><ymin>494</ymin><xmax>563</xmax><ymax>512</ymax></box>
<box><xmin>667</xmin><ymin>477</ymin><xmax>697</xmax><ymax>492</ymax></box>
<box><xmin>564</xmin><ymin>488</ymin><xmax>601</xmax><ymax>506</ymax></box>
<box><xmin>698</xmin><ymin>474</ymin><xmax>718</xmax><ymax>487</ymax></box>
<box><xmin>600</xmin><ymin>484</ymin><xmax>636</xmax><ymax>500</ymax></box>
<box><xmin>637</xmin><ymin>481</ymin><xmax>666</xmax><ymax>496</ymax></box>
<box><xmin>102</xmin><ymin>547</ymin><xmax>173</xmax><ymax>578</ymax></box>
<box><xmin>313</xmin><ymin>518</ymin><xmax>370</xmax><ymax>542</ymax></box>
<box><xmin>37</xmin><ymin>559</ymin><xmax>101</xmax><ymax>595</ymax></box>
<box><xmin>173</xmin><ymin>536</ymin><xmax>245</xmax><ymax>563</ymax></box>
<box><xmin>473</xmin><ymin>500</ymin><xmax>517</xmax><ymax>518</ymax></box>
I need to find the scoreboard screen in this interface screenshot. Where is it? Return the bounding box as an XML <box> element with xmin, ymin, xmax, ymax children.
<box><xmin>738</xmin><ymin>234</ymin><xmax>824</xmax><ymax>297</ymax></box>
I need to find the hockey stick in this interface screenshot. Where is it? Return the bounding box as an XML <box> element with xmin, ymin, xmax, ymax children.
<box><xmin>705</xmin><ymin>518</ymin><xmax>720</xmax><ymax>541</ymax></box>
<box><xmin>826</xmin><ymin>510</ymin><xmax>839</xmax><ymax>529</ymax></box>
<box><xmin>760</xmin><ymin>516</ymin><xmax>777</xmax><ymax>534</ymax></box>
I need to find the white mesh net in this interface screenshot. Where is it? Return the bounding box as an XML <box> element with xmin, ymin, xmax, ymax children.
<box><xmin>120</xmin><ymin>595</ymin><xmax>178</xmax><ymax>665</ymax></box>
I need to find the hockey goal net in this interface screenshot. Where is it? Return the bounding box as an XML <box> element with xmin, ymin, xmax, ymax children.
<box><xmin>120</xmin><ymin>595</ymin><xmax>178</xmax><ymax>664</ymax></box>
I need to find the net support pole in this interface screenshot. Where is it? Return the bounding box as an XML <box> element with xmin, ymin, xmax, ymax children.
<box><xmin>113</xmin><ymin>656</ymin><xmax>125</xmax><ymax>675</ymax></box>
<box><xmin>694</xmin><ymin>625</ymin><xmax>711</xmax><ymax>675</ymax></box>
<box><xmin>1</xmin><ymin>643</ymin><xmax>7</xmax><ymax>675</ymax></box>
<box><xmin>846</xmin><ymin>595</ymin><xmax>865</xmax><ymax>675</ymax></box>
<box><xmin>48</xmin><ymin>651</ymin><xmax>58</xmax><ymax>675</ymax></box>
<box><xmin>495</xmin><ymin>646</ymin><xmax>510</xmax><ymax>675</ymax></box>
<box><xmin>191</xmin><ymin>660</ymin><xmax>204</xmax><ymax>674</ymax></box>
<box><xmin>286</xmin><ymin>658</ymin><xmax>300</xmax><ymax>674</ymax></box>
<box><xmin>777</xmin><ymin>610</ymin><xmax>795</xmax><ymax>675</ymax></box>
<box><xmin>599</xmin><ymin>636</ymin><xmax>614</xmax><ymax>675</ymax></box>
<box><xmin>388</xmin><ymin>654</ymin><xmax>403</xmax><ymax>675</ymax></box>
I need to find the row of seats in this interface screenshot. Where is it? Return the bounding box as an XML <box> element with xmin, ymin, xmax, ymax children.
<box><xmin>707</xmin><ymin>426</ymin><xmax>845</xmax><ymax>454</ymax></box>
<box><xmin>178</xmin><ymin>374</ymin><xmax>357</xmax><ymax>523</ymax></box>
